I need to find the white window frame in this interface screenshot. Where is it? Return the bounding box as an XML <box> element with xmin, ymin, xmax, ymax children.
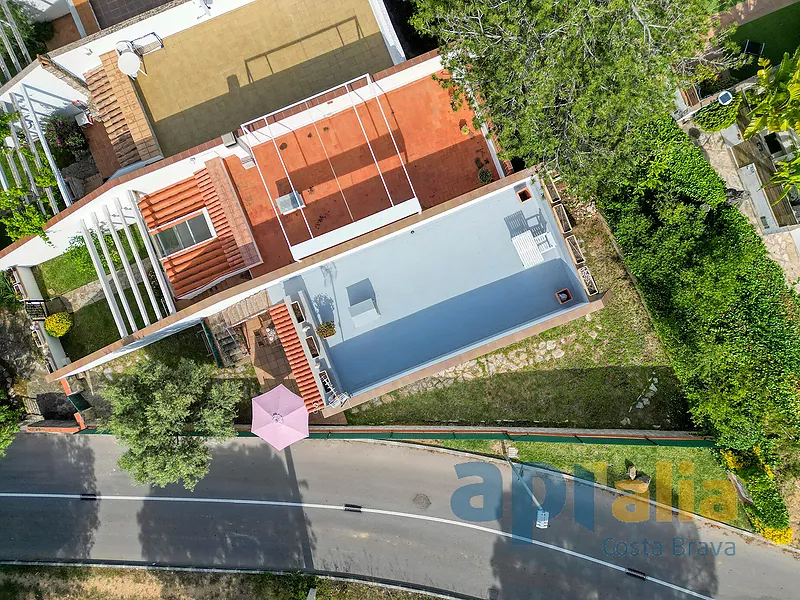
<box><xmin>150</xmin><ymin>208</ymin><xmax>217</xmax><ymax>258</ymax></box>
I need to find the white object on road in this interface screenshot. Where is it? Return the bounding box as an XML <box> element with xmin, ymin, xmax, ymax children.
<box><xmin>536</xmin><ymin>510</ymin><xmax>550</xmax><ymax>529</ymax></box>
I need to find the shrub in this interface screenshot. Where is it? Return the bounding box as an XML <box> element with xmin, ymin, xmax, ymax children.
<box><xmin>693</xmin><ymin>93</ymin><xmax>742</xmax><ymax>132</ymax></box>
<box><xmin>720</xmin><ymin>449</ymin><xmax>792</xmax><ymax>543</ymax></box>
<box><xmin>42</xmin><ymin>112</ymin><xmax>88</xmax><ymax>162</ymax></box>
<box><xmin>0</xmin><ymin>270</ymin><xmax>19</xmax><ymax>311</ymax></box>
<box><xmin>316</xmin><ymin>321</ymin><xmax>336</xmax><ymax>338</ymax></box>
<box><xmin>0</xmin><ymin>403</ymin><xmax>21</xmax><ymax>458</ymax></box>
<box><xmin>478</xmin><ymin>167</ymin><xmax>493</xmax><ymax>184</ymax></box>
<box><xmin>44</xmin><ymin>312</ymin><xmax>73</xmax><ymax>338</ymax></box>
<box><xmin>598</xmin><ymin>118</ymin><xmax>798</xmax><ymax>540</ymax></box>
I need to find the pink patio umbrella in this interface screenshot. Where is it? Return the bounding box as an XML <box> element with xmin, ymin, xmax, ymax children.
<box><xmin>251</xmin><ymin>384</ymin><xmax>309</xmax><ymax>451</ymax></box>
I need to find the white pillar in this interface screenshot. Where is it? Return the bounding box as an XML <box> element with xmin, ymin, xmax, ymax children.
<box><xmin>65</xmin><ymin>0</ymin><xmax>88</xmax><ymax>38</ymax></box>
<box><xmin>91</xmin><ymin>211</ymin><xmax>138</xmax><ymax>333</ymax></box>
<box><xmin>127</xmin><ymin>190</ymin><xmax>176</xmax><ymax>314</ymax></box>
<box><xmin>0</xmin><ymin>156</ymin><xmax>8</xmax><ymax>190</ymax></box>
<box><xmin>114</xmin><ymin>196</ymin><xmax>163</xmax><ymax>321</ymax></box>
<box><xmin>11</xmin><ymin>93</ymin><xmax>58</xmax><ymax>214</ymax></box>
<box><xmin>81</xmin><ymin>219</ymin><xmax>128</xmax><ymax>338</ymax></box>
<box><xmin>21</xmin><ymin>84</ymin><xmax>72</xmax><ymax>206</ymax></box>
<box><xmin>102</xmin><ymin>204</ymin><xmax>151</xmax><ymax>326</ymax></box>
<box><xmin>0</xmin><ymin>0</ymin><xmax>31</xmax><ymax>64</ymax></box>
<box><xmin>0</xmin><ymin>49</ymin><xmax>10</xmax><ymax>80</ymax></box>
<box><xmin>0</xmin><ymin>20</ymin><xmax>19</xmax><ymax>73</ymax></box>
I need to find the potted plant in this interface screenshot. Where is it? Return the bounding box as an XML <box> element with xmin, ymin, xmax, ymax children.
<box><xmin>316</xmin><ymin>321</ymin><xmax>336</xmax><ymax>338</ymax></box>
<box><xmin>555</xmin><ymin>288</ymin><xmax>572</xmax><ymax>304</ymax></box>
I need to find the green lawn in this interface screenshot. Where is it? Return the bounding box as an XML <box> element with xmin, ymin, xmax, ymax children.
<box><xmin>60</xmin><ymin>282</ymin><xmax>162</xmax><ymax>359</ymax></box>
<box><xmin>347</xmin><ymin>204</ymin><xmax>688</xmax><ymax>430</ymax></box>
<box><xmin>438</xmin><ymin>440</ymin><xmax>752</xmax><ymax>530</ymax></box>
<box><xmin>730</xmin><ymin>2</ymin><xmax>800</xmax><ymax>79</ymax></box>
<box><xmin>34</xmin><ymin>228</ymin><xmax>148</xmax><ymax>298</ymax></box>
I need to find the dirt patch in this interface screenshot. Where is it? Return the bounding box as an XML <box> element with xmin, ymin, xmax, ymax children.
<box><xmin>783</xmin><ymin>479</ymin><xmax>800</xmax><ymax>547</ymax></box>
<box><xmin>0</xmin><ymin>567</ymin><xmax>428</xmax><ymax>600</ymax></box>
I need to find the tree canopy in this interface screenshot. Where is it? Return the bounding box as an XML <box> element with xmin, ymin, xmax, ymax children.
<box><xmin>744</xmin><ymin>47</ymin><xmax>800</xmax><ymax>138</ymax></box>
<box><xmin>411</xmin><ymin>0</ymin><xmax>740</xmax><ymax>195</ymax></box>
<box><xmin>105</xmin><ymin>358</ymin><xmax>241</xmax><ymax>490</ymax></box>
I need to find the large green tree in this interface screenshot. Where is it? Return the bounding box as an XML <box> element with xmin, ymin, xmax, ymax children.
<box><xmin>744</xmin><ymin>47</ymin><xmax>800</xmax><ymax>138</ymax></box>
<box><xmin>411</xmin><ymin>0</ymin><xmax>741</xmax><ymax>195</ymax></box>
<box><xmin>105</xmin><ymin>358</ymin><xmax>241</xmax><ymax>490</ymax></box>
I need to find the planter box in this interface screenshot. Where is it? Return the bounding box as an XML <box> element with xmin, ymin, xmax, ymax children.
<box><xmin>305</xmin><ymin>336</ymin><xmax>320</xmax><ymax>358</ymax></box>
<box><xmin>553</xmin><ymin>203</ymin><xmax>572</xmax><ymax>234</ymax></box>
<box><xmin>555</xmin><ymin>288</ymin><xmax>572</xmax><ymax>304</ymax></box>
<box><xmin>565</xmin><ymin>234</ymin><xmax>585</xmax><ymax>265</ymax></box>
<box><xmin>291</xmin><ymin>301</ymin><xmax>305</xmax><ymax>323</ymax></box>
<box><xmin>579</xmin><ymin>266</ymin><xmax>599</xmax><ymax>296</ymax></box>
<box><xmin>517</xmin><ymin>188</ymin><xmax>532</xmax><ymax>203</ymax></box>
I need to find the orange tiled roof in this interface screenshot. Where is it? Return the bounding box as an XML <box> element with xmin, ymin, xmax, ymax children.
<box><xmin>268</xmin><ymin>302</ymin><xmax>324</xmax><ymax>413</ymax></box>
<box><xmin>138</xmin><ymin>158</ymin><xmax>260</xmax><ymax>298</ymax></box>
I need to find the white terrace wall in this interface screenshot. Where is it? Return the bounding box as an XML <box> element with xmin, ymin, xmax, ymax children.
<box><xmin>1</xmin><ymin>53</ymin><xmax>443</xmax><ymax>270</ymax></box>
<box><xmin>56</xmin><ymin>176</ymin><xmax>530</xmax><ymax>378</ymax></box>
<box><xmin>0</xmin><ymin>141</ymin><xmax>251</xmax><ymax>269</ymax></box>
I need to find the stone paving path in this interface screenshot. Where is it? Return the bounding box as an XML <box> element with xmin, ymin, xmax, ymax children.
<box><xmin>683</xmin><ymin>123</ymin><xmax>800</xmax><ymax>290</ymax></box>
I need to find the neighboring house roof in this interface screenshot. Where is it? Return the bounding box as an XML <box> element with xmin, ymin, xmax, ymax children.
<box><xmin>268</xmin><ymin>301</ymin><xmax>324</xmax><ymax>413</ymax></box>
<box><xmin>85</xmin><ymin>64</ymin><xmax>140</xmax><ymax>169</ymax></box>
<box><xmin>138</xmin><ymin>156</ymin><xmax>261</xmax><ymax>298</ymax></box>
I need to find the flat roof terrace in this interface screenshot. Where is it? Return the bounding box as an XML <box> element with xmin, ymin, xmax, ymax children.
<box><xmin>268</xmin><ymin>178</ymin><xmax>588</xmax><ymax>397</ymax></box>
<box><xmin>134</xmin><ymin>0</ymin><xmax>394</xmax><ymax>155</ymax></box>
<box><xmin>226</xmin><ymin>72</ymin><xmax>498</xmax><ymax>276</ymax></box>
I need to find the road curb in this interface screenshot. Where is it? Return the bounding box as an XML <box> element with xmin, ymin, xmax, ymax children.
<box><xmin>361</xmin><ymin>438</ymin><xmax>800</xmax><ymax>555</ymax></box>
<box><xmin>0</xmin><ymin>561</ymin><xmax>470</xmax><ymax>600</ymax></box>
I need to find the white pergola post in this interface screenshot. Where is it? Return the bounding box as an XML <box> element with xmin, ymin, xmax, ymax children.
<box><xmin>91</xmin><ymin>211</ymin><xmax>138</xmax><ymax>332</ymax></box>
<box><xmin>0</xmin><ymin>0</ymin><xmax>31</xmax><ymax>65</ymax></box>
<box><xmin>114</xmin><ymin>196</ymin><xmax>163</xmax><ymax>321</ymax></box>
<box><xmin>264</xmin><ymin>117</ymin><xmax>313</xmax><ymax>237</ymax></box>
<box><xmin>81</xmin><ymin>219</ymin><xmax>128</xmax><ymax>338</ymax></box>
<box><xmin>103</xmin><ymin>204</ymin><xmax>151</xmax><ymax>327</ymax></box>
<box><xmin>345</xmin><ymin>81</ymin><xmax>394</xmax><ymax>206</ymax></box>
<box><xmin>65</xmin><ymin>0</ymin><xmax>88</xmax><ymax>38</ymax></box>
<box><xmin>10</xmin><ymin>122</ymin><xmax>45</xmax><ymax>213</ymax></box>
<box><xmin>11</xmin><ymin>93</ymin><xmax>59</xmax><ymax>214</ymax></box>
<box><xmin>240</xmin><ymin>124</ymin><xmax>294</xmax><ymax>254</ymax></box>
<box><xmin>0</xmin><ymin>50</ymin><xmax>10</xmax><ymax>80</ymax></box>
<box><xmin>367</xmin><ymin>75</ymin><xmax>418</xmax><ymax>203</ymax></box>
<box><xmin>3</xmin><ymin>147</ymin><xmax>20</xmax><ymax>186</ymax></box>
<box><xmin>21</xmin><ymin>84</ymin><xmax>72</xmax><ymax>206</ymax></box>
<box><xmin>0</xmin><ymin>19</ymin><xmax>20</xmax><ymax>72</ymax></box>
<box><xmin>305</xmin><ymin>102</ymin><xmax>353</xmax><ymax>221</ymax></box>
<box><xmin>0</xmin><ymin>156</ymin><xmax>8</xmax><ymax>190</ymax></box>
<box><xmin>127</xmin><ymin>190</ymin><xmax>176</xmax><ymax>314</ymax></box>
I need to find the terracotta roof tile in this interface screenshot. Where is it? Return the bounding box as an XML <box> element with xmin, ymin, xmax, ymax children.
<box><xmin>138</xmin><ymin>159</ymin><xmax>260</xmax><ymax>299</ymax></box>
<box><xmin>268</xmin><ymin>302</ymin><xmax>324</xmax><ymax>413</ymax></box>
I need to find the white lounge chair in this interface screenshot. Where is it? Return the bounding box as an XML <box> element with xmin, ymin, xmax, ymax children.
<box><xmin>511</xmin><ymin>230</ymin><xmax>544</xmax><ymax>268</ymax></box>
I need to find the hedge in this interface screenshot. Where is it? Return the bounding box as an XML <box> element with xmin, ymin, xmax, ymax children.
<box><xmin>597</xmin><ymin>118</ymin><xmax>799</xmax><ymax>541</ymax></box>
<box><xmin>693</xmin><ymin>93</ymin><xmax>742</xmax><ymax>132</ymax></box>
<box><xmin>720</xmin><ymin>450</ymin><xmax>791</xmax><ymax>544</ymax></box>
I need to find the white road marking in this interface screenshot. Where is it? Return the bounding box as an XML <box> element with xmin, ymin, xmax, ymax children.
<box><xmin>0</xmin><ymin>492</ymin><xmax>712</xmax><ymax>599</ymax></box>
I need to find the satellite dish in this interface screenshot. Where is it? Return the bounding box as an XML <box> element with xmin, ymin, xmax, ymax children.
<box><xmin>718</xmin><ymin>90</ymin><xmax>733</xmax><ymax>106</ymax></box>
<box><xmin>117</xmin><ymin>51</ymin><xmax>141</xmax><ymax>77</ymax></box>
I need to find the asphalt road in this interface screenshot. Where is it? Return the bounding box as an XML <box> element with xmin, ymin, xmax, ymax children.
<box><xmin>0</xmin><ymin>434</ymin><xmax>798</xmax><ymax>599</ymax></box>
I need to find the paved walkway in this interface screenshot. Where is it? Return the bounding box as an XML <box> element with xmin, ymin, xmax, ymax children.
<box><xmin>718</xmin><ymin>0</ymin><xmax>800</xmax><ymax>28</ymax></box>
